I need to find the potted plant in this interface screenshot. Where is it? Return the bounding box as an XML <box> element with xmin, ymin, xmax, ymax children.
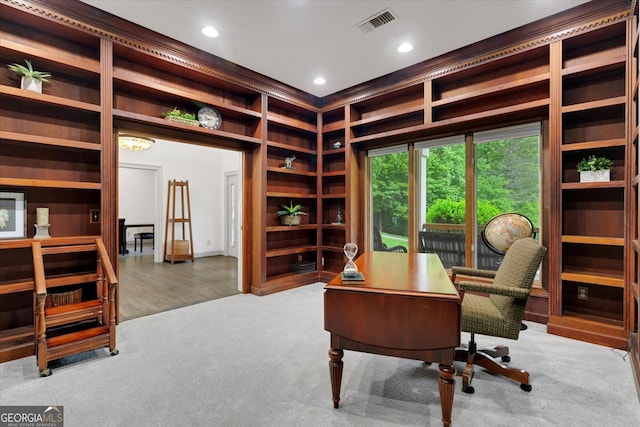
<box><xmin>577</xmin><ymin>155</ymin><xmax>613</xmax><ymax>182</ymax></box>
<box><xmin>277</xmin><ymin>200</ymin><xmax>306</xmax><ymax>226</ymax></box>
<box><xmin>8</xmin><ymin>59</ymin><xmax>51</xmax><ymax>93</ymax></box>
<box><xmin>162</xmin><ymin>107</ymin><xmax>199</xmax><ymax>126</ymax></box>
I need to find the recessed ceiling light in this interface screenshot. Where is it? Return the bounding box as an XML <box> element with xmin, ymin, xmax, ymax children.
<box><xmin>202</xmin><ymin>26</ymin><xmax>219</xmax><ymax>38</ymax></box>
<box><xmin>314</xmin><ymin>77</ymin><xmax>326</xmax><ymax>85</ymax></box>
<box><xmin>398</xmin><ymin>42</ymin><xmax>413</xmax><ymax>53</ymax></box>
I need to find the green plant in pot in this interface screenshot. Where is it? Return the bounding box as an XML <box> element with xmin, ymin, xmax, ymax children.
<box><xmin>162</xmin><ymin>107</ymin><xmax>198</xmax><ymax>126</ymax></box>
<box><xmin>577</xmin><ymin>155</ymin><xmax>613</xmax><ymax>183</ymax></box>
<box><xmin>277</xmin><ymin>201</ymin><xmax>306</xmax><ymax>226</ymax></box>
<box><xmin>8</xmin><ymin>59</ymin><xmax>51</xmax><ymax>93</ymax></box>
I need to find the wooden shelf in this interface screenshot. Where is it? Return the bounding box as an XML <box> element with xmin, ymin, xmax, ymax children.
<box><xmin>0</xmin><ymin>84</ymin><xmax>101</xmax><ymax>112</ymax></box>
<box><xmin>322</xmin><ymin>121</ymin><xmax>345</xmax><ymax>133</ymax></box>
<box><xmin>0</xmin><ymin>131</ymin><xmax>100</xmax><ymax>151</ymax></box>
<box><xmin>0</xmin><ymin>325</ymin><xmax>34</xmax><ymax>363</ymax></box>
<box><xmin>561</xmin><ymin>271</ymin><xmax>624</xmax><ymax>288</ymax></box>
<box><xmin>113</xmin><ymin>109</ymin><xmax>262</xmax><ymax>145</ymax></box>
<box><xmin>433</xmin><ymin>98</ymin><xmax>550</xmax><ymax>127</ymax></box>
<box><xmin>323</xmin><ymin>147</ymin><xmax>346</xmax><ymax>156</ymax></box>
<box><xmin>261</xmin><ymin>271</ymin><xmax>318</xmax><ymax>288</ymax></box>
<box><xmin>562</xmin><ymin>55</ymin><xmax>626</xmax><ymax>77</ymax></box>
<box><xmin>432</xmin><ymin>72</ymin><xmax>550</xmax><ymax>108</ymax></box>
<box><xmin>266</xmin><ymin>225</ymin><xmax>317</xmax><ymax>232</ymax></box>
<box><xmin>561</xmin><ymin>235</ymin><xmax>625</xmax><ymax>246</ymax></box>
<box><xmin>112</xmin><ymin>71</ymin><xmax>262</xmax><ymax>120</ymax></box>
<box><xmin>553</xmin><ymin>312</ymin><xmax>624</xmax><ymax>329</ymax></box>
<box><xmin>0</xmin><ymin>35</ymin><xmax>100</xmax><ymax>75</ymax></box>
<box><xmin>321</xmin><ymin>245</ymin><xmax>344</xmax><ymax>253</ymax></box>
<box><xmin>265</xmin><ymin>245</ymin><xmax>319</xmax><ymax>258</ymax></box>
<box><xmin>562</xmin><ymin>96</ymin><xmax>626</xmax><ymax>113</ymax></box>
<box><xmin>350</xmin><ymin>105</ymin><xmax>423</xmax><ymax>127</ymax></box>
<box><xmin>267</xmin><ymin>114</ymin><xmax>317</xmax><ymax>133</ymax></box>
<box><xmin>322</xmin><ymin>223</ymin><xmax>346</xmax><ymax>229</ymax></box>
<box><xmin>561</xmin><ymin>138</ymin><xmax>626</xmax><ymax>151</ymax></box>
<box><xmin>266</xmin><ymin>166</ymin><xmax>317</xmax><ymax>177</ymax></box>
<box><xmin>0</xmin><ymin>177</ymin><xmax>100</xmax><ymax>190</ymax></box>
<box><xmin>0</xmin><ymin>279</ymin><xmax>34</xmax><ymax>295</ymax></box>
<box><xmin>562</xmin><ymin>180</ymin><xmax>625</xmax><ymax>189</ymax></box>
<box><xmin>266</xmin><ymin>140</ymin><xmax>317</xmax><ymax>155</ymax></box>
<box><xmin>266</xmin><ymin>192</ymin><xmax>317</xmax><ymax>199</ymax></box>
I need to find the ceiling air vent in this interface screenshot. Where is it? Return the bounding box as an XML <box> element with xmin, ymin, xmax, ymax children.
<box><xmin>356</xmin><ymin>8</ymin><xmax>398</xmax><ymax>34</ymax></box>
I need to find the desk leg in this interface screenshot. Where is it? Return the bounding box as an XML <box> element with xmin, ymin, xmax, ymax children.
<box><xmin>438</xmin><ymin>363</ymin><xmax>455</xmax><ymax>427</ymax></box>
<box><xmin>328</xmin><ymin>348</ymin><xmax>343</xmax><ymax>408</ymax></box>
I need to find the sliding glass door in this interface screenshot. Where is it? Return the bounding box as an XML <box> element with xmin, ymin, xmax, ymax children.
<box><xmin>474</xmin><ymin>123</ymin><xmax>541</xmax><ymax>270</ymax></box>
<box><xmin>416</xmin><ymin>136</ymin><xmax>467</xmax><ymax>268</ymax></box>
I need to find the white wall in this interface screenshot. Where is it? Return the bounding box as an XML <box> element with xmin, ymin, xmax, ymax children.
<box><xmin>119</xmin><ymin>139</ymin><xmax>241</xmax><ymax>259</ymax></box>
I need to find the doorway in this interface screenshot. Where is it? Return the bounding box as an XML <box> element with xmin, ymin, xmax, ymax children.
<box><xmin>118</xmin><ymin>139</ymin><xmax>243</xmax><ymax>320</ymax></box>
<box><xmin>119</xmin><ymin>163</ymin><xmax>163</xmax><ymax>263</ymax></box>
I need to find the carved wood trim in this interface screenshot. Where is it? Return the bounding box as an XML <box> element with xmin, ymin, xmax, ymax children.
<box><xmin>2</xmin><ymin>0</ymin><xmax>318</xmax><ymax>110</ymax></box>
<box><xmin>320</xmin><ymin>2</ymin><xmax>633</xmax><ymax>109</ymax></box>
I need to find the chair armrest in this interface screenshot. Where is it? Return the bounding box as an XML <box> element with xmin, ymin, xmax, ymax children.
<box><xmin>451</xmin><ymin>266</ymin><xmax>496</xmax><ymax>279</ymax></box>
<box><xmin>459</xmin><ymin>281</ymin><xmax>530</xmax><ymax>299</ymax></box>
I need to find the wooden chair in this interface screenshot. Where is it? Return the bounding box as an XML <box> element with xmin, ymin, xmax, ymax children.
<box><xmin>372</xmin><ymin>226</ymin><xmax>407</xmax><ymax>253</ymax></box>
<box><xmin>451</xmin><ymin>237</ymin><xmax>546</xmax><ymax>393</ymax></box>
<box><xmin>32</xmin><ymin>237</ymin><xmax>118</xmax><ymax>376</ymax></box>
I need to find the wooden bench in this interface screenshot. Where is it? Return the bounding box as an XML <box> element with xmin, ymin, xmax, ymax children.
<box><xmin>134</xmin><ymin>232</ymin><xmax>154</xmax><ymax>252</ymax></box>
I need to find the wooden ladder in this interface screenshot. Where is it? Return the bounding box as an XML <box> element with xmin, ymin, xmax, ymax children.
<box><xmin>32</xmin><ymin>237</ymin><xmax>118</xmax><ymax>376</ymax></box>
<box><xmin>163</xmin><ymin>179</ymin><xmax>195</xmax><ymax>264</ymax></box>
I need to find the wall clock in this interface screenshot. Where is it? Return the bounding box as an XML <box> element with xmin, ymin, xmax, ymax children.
<box><xmin>197</xmin><ymin>106</ymin><xmax>222</xmax><ymax>130</ymax></box>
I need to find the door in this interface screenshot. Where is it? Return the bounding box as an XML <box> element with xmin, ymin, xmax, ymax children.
<box><xmin>225</xmin><ymin>171</ymin><xmax>238</xmax><ymax>258</ymax></box>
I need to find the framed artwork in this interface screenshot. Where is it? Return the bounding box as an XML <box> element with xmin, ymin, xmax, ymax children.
<box><xmin>0</xmin><ymin>191</ymin><xmax>27</xmax><ymax>239</ymax></box>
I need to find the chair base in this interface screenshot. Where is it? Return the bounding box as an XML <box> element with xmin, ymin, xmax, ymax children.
<box><xmin>454</xmin><ymin>342</ymin><xmax>531</xmax><ymax>394</ymax></box>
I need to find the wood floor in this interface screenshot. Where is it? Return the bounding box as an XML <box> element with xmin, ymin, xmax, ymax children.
<box><xmin>117</xmin><ymin>245</ymin><xmax>240</xmax><ymax>321</ymax></box>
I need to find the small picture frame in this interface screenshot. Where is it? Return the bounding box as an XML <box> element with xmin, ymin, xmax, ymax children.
<box><xmin>90</xmin><ymin>209</ymin><xmax>100</xmax><ymax>224</ymax></box>
<box><xmin>0</xmin><ymin>191</ymin><xmax>27</xmax><ymax>239</ymax></box>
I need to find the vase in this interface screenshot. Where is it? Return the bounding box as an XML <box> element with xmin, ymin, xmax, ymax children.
<box><xmin>280</xmin><ymin>215</ymin><xmax>301</xmax><ymax>226</ymax></box>
<box><xmin>21</xmin><ymin>76</ymin><xmax>42</xmax><ymax>93</ymax></box>
<box><xmin>579</xmin><ymin>170</ymin><xmax>610</xmax><ymax>182</ymax></box>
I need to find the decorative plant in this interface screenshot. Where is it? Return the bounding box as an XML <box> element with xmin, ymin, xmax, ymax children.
<box><xmin>163</xmin><ymin>107</ymin><xmax>196</xmax><ymax>121</ymax></box>
<box><xmin>8</xmin><ymin>59</ymin><xmax>51</xmax><ymax>82</ymax></box>
<box><xmin>577</xmin><ymin>155</ymin><xmax>613</xmax><ymax>172</ymax></box>
<box><xmin>277</xmin><ymin>201</ymin><xmax>306</xmax><ymax>217</ymax></box>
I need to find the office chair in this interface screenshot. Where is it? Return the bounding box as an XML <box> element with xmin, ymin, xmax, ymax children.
<box><xmin>372</xmin><ymin>226</ymin><xmax>407</xmax><ymax>253</ymax></box>
<box><xmin>451</xmin><ymin>237</ymin><xmax>546</xmax><ymax>394</ymax></box>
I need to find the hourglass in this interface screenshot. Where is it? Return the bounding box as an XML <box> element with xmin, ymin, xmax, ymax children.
<box><xmin>343</xmin><ymin>242</ymin><xmax>358</xmax><ymax>277</ymax></box>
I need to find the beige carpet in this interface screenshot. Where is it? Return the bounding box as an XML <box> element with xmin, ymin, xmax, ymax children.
<box><xmin>1</xmin><ymin>283</ymin><xmax>638</xmax><ymax>426</ymax></box>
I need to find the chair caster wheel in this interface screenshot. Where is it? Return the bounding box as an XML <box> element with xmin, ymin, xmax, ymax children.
<box><xmin>501</xmin><ymin>355</ymin><xmax>511</xmax><ymax>362</ymax></box>
<box><xmin>520</xmin><ymin>383</ymin><xmax>532</xmax><ymax>392</ymax></box>
<box><xmin>110</xmin><ymin>349</ymin><xmax>119</xmax><ymax>356</ymax></box>
<box><xmin>462</xmin><ymin>386</ymin><xmax>475</xmax><ymax>394</ymax></box>
<box><xmin>40</xmin><ymin>368</ymin><xmax>51</xmax><ymax>377</ymax></box>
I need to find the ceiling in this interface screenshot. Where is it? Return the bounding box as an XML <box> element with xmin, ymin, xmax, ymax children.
<box><xmin>81</xmin><ymin>0</ymin><xmax>591</xmax><ymax>98</ymax></box>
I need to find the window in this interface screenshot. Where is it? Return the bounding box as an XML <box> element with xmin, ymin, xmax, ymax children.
<box><xmin>413</xmin><ymin>122</ymin><xmax>542</xmax><ymax>269</ymax></box>
<box><xmin>474</xmin><ymin>123</ymin><xmax>541</xmax><ymax>270</ymax></box>
<box><xmin>415</xmin><ymin>135</ymin><xmax>466</xmax><ymax>268</ymax></box>
<box><xmin>369</xmin><ymin>145</ymin><xmax>409</xmax><ymax>252</ymax></box>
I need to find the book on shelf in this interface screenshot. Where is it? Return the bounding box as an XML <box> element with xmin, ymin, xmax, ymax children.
<box><xmin>341</xmin><ymin>271</ymin><xmax>365</xmax><ymax>284</ymax></box>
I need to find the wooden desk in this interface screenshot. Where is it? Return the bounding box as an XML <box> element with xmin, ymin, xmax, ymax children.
<box><xmin>324</xmin><ymin>252</ymin><xmax>461</xmax><ymax>426</ymax></box>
